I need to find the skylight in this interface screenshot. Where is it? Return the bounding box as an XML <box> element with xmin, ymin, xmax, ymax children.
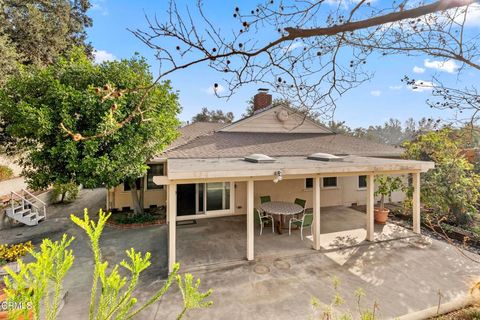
<box><xmin>244</xmin><ymin>154</ymin><xmax>276</xmax><ymax>163</ymax></box>
<box><xmin>307</xmin><ymin>153</ymin><xmax>345</xmax><ymax>162</ymax></box>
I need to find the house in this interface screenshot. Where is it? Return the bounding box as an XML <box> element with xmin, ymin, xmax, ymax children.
<box><xmin>107</xmin><ymin>89</ymin><xmax>434</xmax><ymax>273</ymax></box>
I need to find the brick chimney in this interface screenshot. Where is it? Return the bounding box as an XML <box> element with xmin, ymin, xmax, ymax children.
<box><xmin>253</xmin><ymin>88</ymin><xmax>272</xmax><ymax>113</ymax></box>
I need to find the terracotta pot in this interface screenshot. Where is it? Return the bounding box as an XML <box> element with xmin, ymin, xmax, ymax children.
<box><xmin>374</xmin><ymin>207</ymin><xmax>390</xmax><ymax>224</ymax></box>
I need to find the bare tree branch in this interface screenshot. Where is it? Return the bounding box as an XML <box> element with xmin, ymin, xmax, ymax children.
<box><xmin>61</xmin><ymin>0</ymin><xmax>479</xmax><ymax>140</ymax></box>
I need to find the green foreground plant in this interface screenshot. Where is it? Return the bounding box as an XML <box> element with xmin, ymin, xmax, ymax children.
<box><xmin>311</xmin><ymin>277</ymin><xmax>377</xmax><ymax>320</ymax></box>
<box><xmin>3</xmin><ymin>209</ymin><xmax>213</xmax><ymax>320</ymax></box>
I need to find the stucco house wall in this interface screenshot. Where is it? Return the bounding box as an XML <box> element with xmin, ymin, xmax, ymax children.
<box><xmin>109</xmin><ymin>175</ymin><xmax>407</xmax><ymax>212</ymax></box>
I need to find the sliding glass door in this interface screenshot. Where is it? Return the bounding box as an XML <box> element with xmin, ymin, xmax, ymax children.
<box><xmin>196</xmin><ymin>182</ymin><xmax>233</xmax><ymax>214</ymax></box>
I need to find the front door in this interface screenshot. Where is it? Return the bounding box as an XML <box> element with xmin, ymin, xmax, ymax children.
<box><xmin>177</xmin><ymin>184</ymin><xmax>196</xmax><ymax>216</ymax></box>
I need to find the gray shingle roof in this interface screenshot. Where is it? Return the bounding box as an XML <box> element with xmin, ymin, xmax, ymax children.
<box><xmin>163</xmin><ymin>131</ymin><xmax>403</xmax><ymax>159</ymax></box>
<box><xmin>165</xmin><ymin>122</ymin><xmax>226</xmax><ymax>151</ymax></box>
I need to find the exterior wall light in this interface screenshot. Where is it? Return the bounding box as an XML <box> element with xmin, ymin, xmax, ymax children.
<box><xmin>273</xmin><ymin>170</ymin><xmax>283</xmax><ymax>183</ymax></box>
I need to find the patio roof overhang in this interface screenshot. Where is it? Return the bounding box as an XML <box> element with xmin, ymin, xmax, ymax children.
<box><xmin>154</xmin><ymin>155</ymin><xmax>434</xmax><ymax>184</ymax></box>
<box><xmin>162</xmin><ymin>155</ymin><xmax>433</xmax><ymax>273</ymax></box>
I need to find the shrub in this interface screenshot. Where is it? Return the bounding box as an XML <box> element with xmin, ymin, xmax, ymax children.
<box><xmin>115</xmin><ymin>213</ymin><xmax>157</xmax><ymax>224</ymax></box>
<box><xmin>403</xmin><ymin>129</ymin><xmax>480</xmax><ymax>226</ymax></box>
<box><xmin>0</xmin><ymin>164</ymin><xmax>13</xmax><ymax>181</ymax></box>
<box><xmin>0</xmin><ymin>241</ymin><xmax>34</xmax><ymax>264</ymax></box>
<box><xmin>51</xmin><ymin>182</ymin><xmax>79</xmax><ymax>203</ymax></box>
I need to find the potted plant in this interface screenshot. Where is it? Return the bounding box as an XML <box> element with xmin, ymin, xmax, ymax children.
<box><xmin>374</xmin><ymin>176</ymin><xmax>405</xmax><ymax>224</ymax></box>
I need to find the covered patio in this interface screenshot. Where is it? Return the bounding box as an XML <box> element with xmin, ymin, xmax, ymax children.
<box><xmin>176</xmin><ymin>206</ymin><xmax>416</xmax><ymax>270</ymax></box>
<box><xmin>154</xmin><ymin>155</ymin><xmax>434</xmax><ymax>272</ymax></box>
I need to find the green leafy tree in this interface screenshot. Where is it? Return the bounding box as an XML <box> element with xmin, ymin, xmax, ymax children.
<box><xmin>0</xmin><ymin>49</ymin><xmax>181</xmax><ymax>215</ymax></box>
<box><xmin>191</xmin><ymin>107</ymin><xmax>234</xmax><ymax>123</ymax></box>
<box><xmin>3</xmin><ymin>209</ymin><xmax>213</xmax><ymax>320</ymax></box>
<box><xmin>0</xmin><ymin>25</ymin><xmax>21</xmax><ymax>85</ymax></box>
<box><xmin>403</xmin><ymin>129</ymin><xmax>480</xmax><ymax>225</ymax></box>
<box><xmin>0</xmin><ymin>0</ymin><xmax>92</xmax><ymax>67</ymax></box>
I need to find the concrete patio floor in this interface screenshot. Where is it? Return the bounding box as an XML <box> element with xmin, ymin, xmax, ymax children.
<box><xmin>176</xmin><ymin>207</ymin><xmax>415</xmax><ymax>270</ymax></box>
<box><xmin>3</xmin><ymin>192</ymin><xmax>480</xmax><ymax>319</ymax></box>
<box><xmin>145</xmin><ymin>234</ymin><xmax>480</xmax><ymax>320</ymax></box>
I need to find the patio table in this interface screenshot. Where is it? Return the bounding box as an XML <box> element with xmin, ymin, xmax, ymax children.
<box><xmin>260</xmin><ymin>201</ymin><xmax>304</xmax><ymax>234</ymax></box>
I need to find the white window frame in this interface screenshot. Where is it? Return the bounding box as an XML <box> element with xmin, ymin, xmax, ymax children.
<box><xmin>195</xmin><ymin>181</ymin><xmax>234</xmax><ymax>215</ymax></box>
<box><xmin>321</xmin><ymin>176</ymin><xmax>338</xmax><ymax>189</ymax></box>
<box><xmin>357</xmin><ymin>175</ymin><xmax>367</xmax><ymax>191</ymax></box>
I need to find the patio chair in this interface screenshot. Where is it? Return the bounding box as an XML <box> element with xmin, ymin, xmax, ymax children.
<box><xmin>254</xmin><ymin>208</ymin><xmax>274</xmax><ymax>235</ymax></box>
<box><xmin>294</xmin><ymin>198</ymin><xmax>307</xmax><ymax>215</ymax></box>
<box><xmin>260</xmin><ymin>196</ymin><xmax>271</xmax><ymax>204</ymax></box>
<box><xmin>288</xmin><ymin>213</ymin><xmax>313</xmax><ymax>240</ymax></box>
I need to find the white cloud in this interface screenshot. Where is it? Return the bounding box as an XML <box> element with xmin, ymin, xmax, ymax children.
<box><xmin>93</xmin><ymin>50</ymin><xmax>116</xmax><ymax>64</ymax></box>
<box><xmin>424</xmin><ymin>59</ymin><xmax>459</xmax><ymax>73</ymax></box>
<box><xmin>413</xmin><ymin>66</ymin><xmax>425</xmax><ymax>74</ymax></box>
<box><xmin>370</xmin><ymin>90</ymin><xmax>382</xmax><ymax>97</ymax></box>
<box><xmin>205</xmin><ymin>84</ymin><xmax>225</xmax><ymax>95</ymax></box>
<box><xmin>408</xmin><ymin>80</ymin><xmax>434</xmax><ymax>93</ymax></box>
<box><xmin>91</xmin><ymin>0</ymin><xmax>109</xmax><ymax>16</ymax></box>
<box><xmin>454</xmin><ymin>3</ymin><xmax>480</xmax><ymax>27</ymax></box>
<box><xmin>389</xmin><ymin>85</ymin><xmax>403</xmax><ymax>90</ymax></box>
<box><xmin>282</xmin><ymin>42</ymin><xmax>304</xmax><ymax>53</ymax></box>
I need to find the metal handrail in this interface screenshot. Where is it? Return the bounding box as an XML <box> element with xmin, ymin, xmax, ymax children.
<box><xmin>21</xmin><ymin>189</ymin><xmax>46</xmax><ymax>206</ymax></box>
<box><xmin>21</xmin><ymin>189</ymin><xmax>47</xmax><ymax>219</ymax></box>
<box><xmin>10</xmin><ymin>190</ymin><xmax>46</xmax><ymax>219</ymax></box>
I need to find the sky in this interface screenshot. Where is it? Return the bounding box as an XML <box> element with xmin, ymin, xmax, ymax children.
<box><xmin>86</xmin><ymin>0</ymin><xmax>480</xmax><ymax>128</ymax></box>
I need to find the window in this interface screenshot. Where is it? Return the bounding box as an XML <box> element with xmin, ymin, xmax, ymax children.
<box><xmin>322</xmin><ymin>177</ymin><xmax>337</xmax><ymax>188</ymax></box>
<box><xmin>123</xmin><ymin>178</ymin><xmax>142</xmax><ymax>191</ymax></box>
<box><xmin>358</xmin><ymin>175</ymin><xmax>367</xmax><ymax>189</ymax></box>
<box><xmin>305</xmin><ymin>178</ymin><xmax>313</xmax><ymax>189</ymax></box>
<box><xmin>147</xmin><ymin>164</ymin><xmax>164</xmax><ymax>190</ymax></box>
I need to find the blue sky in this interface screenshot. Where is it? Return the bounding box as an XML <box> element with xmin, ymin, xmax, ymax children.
<box><xmin>87</xmin><ymin>0</ymin><xmax>480</xmax><ymax>128</ymax></box>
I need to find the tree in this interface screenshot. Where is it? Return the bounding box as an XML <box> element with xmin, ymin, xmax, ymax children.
<box><xmin>403</xmin><ymin>76</ymin><xmax>480</xmax><ymax>140</ymax></box>
<box><xmin>0</xmin><ymin>48</ymin><xmax>180</xmax><ymax>215</ymax></box>
<box><xmin>0</xmin><ymin>0</ymin><xmax>92</xmax><ymax>69</ymax></box>
<box><xmin>129</xmin><ymin>0</ymin><xmax>477</xmax><ymax>121</ymax></box>
<box><xmin>191</xmin><ymin>107</ymin><xmax>234</xmax><ymax>123</ymax></box>
<box><xmin>55</xmin><ymin>1</ymin><xmax>477</xmax><ymax>140</ymax></box>
<box><xmin>403</xmin><ymin>129</ymin><xmax>480</xmax><ymax>225</ymax></box>
<box><xmin>0</xmin><ymin>25</ymin><xmax>21</xmax><ymax>85</ymax></box>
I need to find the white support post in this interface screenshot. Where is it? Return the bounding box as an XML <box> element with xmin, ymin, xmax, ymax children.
<box><xmin>312</xmin><ymin>177</ymin><xmax>321</xmax><ymax>250</ymax></box>
<box><xmin>366</xmin><ymin>174</ymin><xmax>375</xmax><ymax>241</ymax></box>
<box><xmin>168</xmin><ymin>183</ymin><xmax>177</xmax><ymax>273</ymax></box>
<box><xmin>412</xmin><ymin>172</ymin><xmax>421</xmax><ymax>234</ymax></box>
<box><xmin>247</xmin><ymin>180</ymin><xmax>254</xmax><ymax>261</ymax></box>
